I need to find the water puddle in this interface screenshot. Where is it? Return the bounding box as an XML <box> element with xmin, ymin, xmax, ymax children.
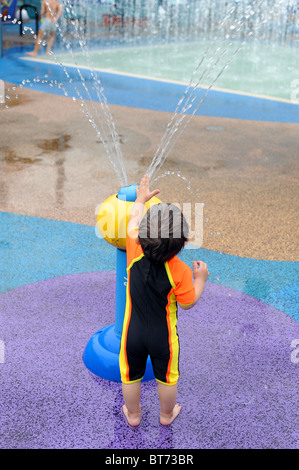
<box><xmin>37</xmin><ymin>135</ymin><xmax>71</xmax><ymax>152</ymax></box>
<box><xmin>3</xmin><ymin>147</ymin><xmax>41</xmax><ymax>165</ymax></box>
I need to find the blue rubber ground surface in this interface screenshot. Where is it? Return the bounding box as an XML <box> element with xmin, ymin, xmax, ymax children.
<box><xmin>1</xmin><ymin>212</ymin><xmax>298</xmax><ymax>322</ymax></box>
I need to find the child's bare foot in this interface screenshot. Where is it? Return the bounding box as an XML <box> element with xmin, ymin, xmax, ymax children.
<box><xmin>122</xmin><ymin>404</ymin><xmax>142</xmax><ymax>427</ymax></box>
<box><xmin>26</xmin><ymin>51</ymin><xmax>37</xmax><ymax>57</ymax></box>
<box><xmin>160</xmin><ymin>403</ymin><xmax>182</xmax><ymax>426</ymax></box>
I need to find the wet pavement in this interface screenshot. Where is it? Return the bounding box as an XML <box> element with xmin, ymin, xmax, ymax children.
<box><xmin>1</xmin><ymin>83</ymin><xmax>298</xmax><ymax>260</ymax></box>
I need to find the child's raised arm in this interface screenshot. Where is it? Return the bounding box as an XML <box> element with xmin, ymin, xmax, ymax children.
<box><xmin>127</xmin><ymin>175</ymin><xmax>160</xmax><ymax>236</ymax></box>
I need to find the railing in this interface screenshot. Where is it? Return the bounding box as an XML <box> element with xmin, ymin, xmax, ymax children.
<box><xmin>19</xmin><ymin>4</ymin><xmax>39</xmax><ymax>36</ymax></box>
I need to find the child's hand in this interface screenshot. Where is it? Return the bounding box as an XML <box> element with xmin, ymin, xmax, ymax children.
<box><xmin>180</xmin><ymin>261</ymin><xmax>209</xmax><ymax>310</ymax></box>
<box><xmin>193</xmin><ymin>261</ymin><xmax>209</xmax><ymax>282</ymax></box>
<box><xmin>136</xmin><ymin>174</ymin><xmax>160</xmax><ymax>204</ymax></box>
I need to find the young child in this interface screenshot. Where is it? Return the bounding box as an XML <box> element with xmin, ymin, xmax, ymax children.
<box><xmin>119</xmin><ymin>174</ymin><xmax>209</xmax><ymax>426</ymax></box>
<box><xmin>26</xmin><ymin>0</ymin><xmax>63</xmax><ymax>57</ymax></box>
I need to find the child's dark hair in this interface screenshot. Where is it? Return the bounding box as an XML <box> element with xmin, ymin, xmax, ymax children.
<box><xmin>138</xmin><ymin>203</ymin><xmax>189</xmax><ymax>263</ymax></box>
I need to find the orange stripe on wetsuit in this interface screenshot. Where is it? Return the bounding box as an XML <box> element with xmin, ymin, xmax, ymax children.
<box><xmin>119</xmin><ymin>228</ymin><xmax>195</xmax><ymax>385</ymax></box>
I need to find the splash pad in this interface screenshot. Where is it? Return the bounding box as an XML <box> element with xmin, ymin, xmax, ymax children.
<box><xmin>0</xmin><ymin>0</ymin><xmax>298</xmax><ymax>450</ymax></box>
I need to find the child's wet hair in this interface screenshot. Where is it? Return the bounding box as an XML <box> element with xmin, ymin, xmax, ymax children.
<box><xmin>138</xmin><ymin>203</ymin><xmax>189</xmax><ymax>263</ymax></box>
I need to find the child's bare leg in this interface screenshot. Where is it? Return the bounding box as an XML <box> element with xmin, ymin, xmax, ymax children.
<box><xmin>46</xmin><ymin>31</ymin><xmax>55</xmax><ymax>55</ymax></box>
<box><xmin>122</xmin><ymin>382</ymin><xmax>142</xmax><ymax>426</ymax></box>
<box><xmin>158</xmin><ymin>382</ymin><xmax>181</xmax><ymax>425</ymax></box>
<box><xmin>26</xmin><ymin>29</ymin><xmax>44</xmax><ymax>56</ymax></box>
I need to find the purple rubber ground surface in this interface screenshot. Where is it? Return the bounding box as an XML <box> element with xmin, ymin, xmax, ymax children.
<box><xmin>0</xmin><ymin>271</ymin><xmax>298</xmax><ymax>449</ymax></box>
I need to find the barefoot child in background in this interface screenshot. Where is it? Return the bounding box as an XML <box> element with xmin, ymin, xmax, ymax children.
<box><xmin>26</xmin><ymin>0</ymin><xmax>62</xmax><ymax>57</ymax></box>
<box><xmin>120</xmin><ymin>174</ymin><xmax>209</xmax><ymax>426</ymax></box>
